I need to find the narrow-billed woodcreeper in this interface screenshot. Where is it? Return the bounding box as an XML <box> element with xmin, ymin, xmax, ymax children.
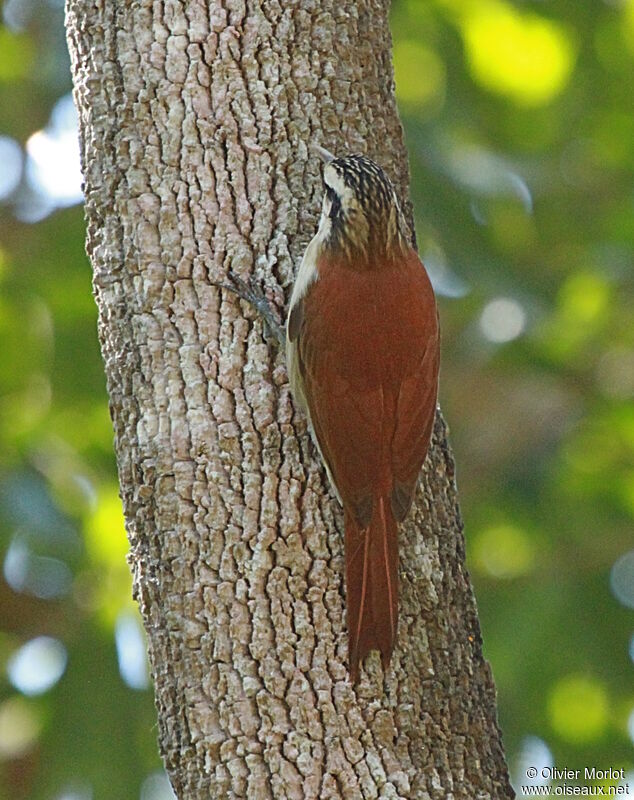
<box><xmin>286</xmin><ymin>147</ymin><xmax>440</xmax><ymax>681</ymax></box>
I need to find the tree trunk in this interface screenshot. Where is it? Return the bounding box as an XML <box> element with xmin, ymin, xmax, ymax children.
<box><xmin>65</xmin><ymin>1</ymin><xmax>513</xmax><ymax>797</ymax></box>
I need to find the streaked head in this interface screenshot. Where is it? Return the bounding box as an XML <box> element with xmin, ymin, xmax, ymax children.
<box><xmin>311</xmin><ymin>147</ymin><xmax>407</xmax><ymax>263</ymax></box>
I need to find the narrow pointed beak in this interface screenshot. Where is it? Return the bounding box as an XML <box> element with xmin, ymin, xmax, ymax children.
<box><xmin>310</xmin><ymin>143</ymin><xmax>335</xmax><ymax>164</ymax></box>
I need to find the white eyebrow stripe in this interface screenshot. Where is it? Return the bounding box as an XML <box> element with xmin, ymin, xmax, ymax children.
<box><xmin>323</xmin><ymin>164</ymin><xmax>355</xmax><ymax>205</ymax></box>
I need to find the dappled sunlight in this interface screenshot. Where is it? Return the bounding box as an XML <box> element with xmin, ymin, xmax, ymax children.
<box><xmin>140</xmin><ymin>771</ymin><xmax>177</xmax><ymax>800</ymax></box>
<box><xmin>115</xmin><ymin>612</ymin><xmax>150</xmax><ymax>691</ymax></box>
<box><xmin>4</xmin><ymin>535</ymin><xmax>72</xmax><ymax>599</ymax></box>
<box><xmin>84</xmin><ymin>486</ymin><xmax>134</xmax><ymax>626</ymax></box>
<box><xmin>548</xmin><ymin>675</ymin><xmax>609</xmax><ymax>744</ymax></box>
<box><xmin>538</xmin><ymin>271</ymin><xmax>612</xmax><ymax>362</ymax></box>
<box><xmin>421</xmin><ymin>243</ymin><xmax>470</xmax><ymax>299</ymax></box>
<box><xmin>7</xmin><ymin>635</ymin><xmax>67</xmax><ymax>696</ymax></box>
<box><xmin>0</xmin><ymin>89</ymin><xmax>83</xmax><ymax>222</ymax></box>
<box><xmin>20</xmin><ymin>94</ymin><xmax>83</xmax><ymax>222</ymax></box>
<box><xmin>0</xmin><ymin>135</ymin><xmax>22</xmax><ymax>200</ymax></box>
<box><xmin>393</xmin><ymin>40</ymin><xmax>446</xmax><ymax>117</ymax></box>
<box><xmin>25</xmin><ymin>95</ymin><xmax>82</xmax><ymax>205</ymax></box>
<box><xmin>447</xmin><ymin>145</ymin><xmax>533</xmax><ymax>212</ymax></box>
<box><xmin>559</xmin><ymin>273</ymin><xmax>611</xmax><ymax>326</ymax></box>
<box><xmin>479</xmin><ymin>297</ymin><xmax>527</xmax><ymax>344</ymax></box>
<box><xmin>0</xmin><ymin>24</ymin><xmax>33</xmax><ymax>81</ymax></box>
<box><xmin>513</xmin><ymin>736</ymin><xmax>553</xmax><ymax>789</ymax></box>
<box><xmin>84</xmin><ymin>487</ymin><xmax>129</xmax><ymax>566</ymax></box>
<box><xmin>0</xmin><ymin>472</ymin><xmax>81</xmax><ymax>604</ymax></box>
<box><xmin>0</xmin><ymin>696</ymin><xmax>42</xmax><ymax>759</ymax></box>
<box><xmin>610</xmin><ymin>550</ymin><xmax>634</xmax><ymax>609</ymax></box>
<box><xmin>442</xmin><ymin>0</ymin><xmax>576</xmax><ymax>106</ymax></box>
<box><xmin>472</xmin><ymin>523</ymin><xmax>535</xmax><ymax>579</ymax></box>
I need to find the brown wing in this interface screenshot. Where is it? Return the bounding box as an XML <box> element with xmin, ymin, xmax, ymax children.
<box><xmin>390</xmin><ymin>319</ymin><xmax>440</xmax><ymax>520</ymax></box>
<box><xmin>295</xmin><ymin>250</ymin><xmax>439</xmax><ymax>522</ymax></box>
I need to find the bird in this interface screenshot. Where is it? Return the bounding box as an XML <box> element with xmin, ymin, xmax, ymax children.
<box><xmin>286</xmin><ymin>146</ymin><xmax>440</xmax><ymax>682</ymax></box>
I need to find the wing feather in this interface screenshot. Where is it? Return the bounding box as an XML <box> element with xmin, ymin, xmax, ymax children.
<box><xmin>292</xmin><ymin>249</ymin><xmax>439</xmax><ymax>519</ymax></box>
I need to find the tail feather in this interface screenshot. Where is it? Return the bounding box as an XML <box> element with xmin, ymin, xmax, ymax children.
<box><xmin>345</xmin><ymin>497</ymin><xmax>399</xmax><ymax>682</ymax></box>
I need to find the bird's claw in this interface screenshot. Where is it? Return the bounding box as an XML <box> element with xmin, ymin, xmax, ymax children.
<box><xmin>214</xmin><ymin>271</ymin><xmax>286</xmax><ymax>348</ymax></box>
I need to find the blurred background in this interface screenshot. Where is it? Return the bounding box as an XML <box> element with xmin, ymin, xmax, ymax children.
<box><xmin>0</xmin><ymin>0</ymin><xmax>632</xmax><ymax>797</ymax></box>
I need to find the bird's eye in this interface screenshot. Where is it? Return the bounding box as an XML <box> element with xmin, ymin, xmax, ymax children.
<box><xmin>326</xmin><ymin>185</ymin><xmax>341</xmax><ymax>219</ymax></box>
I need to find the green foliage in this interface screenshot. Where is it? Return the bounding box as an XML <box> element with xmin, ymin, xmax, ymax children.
<box><xmin>392</xmin><ymin>0</ymin><xmax>634</xmax><ymax>785</ymax></box>
<box><xmin>0</xmin><ymin>0</ymin><xmax>632</xmax><ymax>796</ymax></box>
<box><xmin>0</xmin><ymin>6</ymin><xmax>161</xmax><ymax>798</ymax></box>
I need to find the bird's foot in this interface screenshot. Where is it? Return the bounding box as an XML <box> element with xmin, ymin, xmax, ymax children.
<box><xmin>214</xmin><ymin>271</ymin><xmax>285</xmax><ymax>348</ymax></box>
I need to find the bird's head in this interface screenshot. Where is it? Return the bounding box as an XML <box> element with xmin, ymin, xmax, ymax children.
<box><xmin>311</xmin><ymin>146</ymin><xmax>407</xmax><ymax>265</ymax></box>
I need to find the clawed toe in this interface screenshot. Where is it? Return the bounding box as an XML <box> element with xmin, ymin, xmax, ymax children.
<box><xmin>213</xmin><ymin>271</ymin><xmax>286</xmax><ymax>348</ymax></box>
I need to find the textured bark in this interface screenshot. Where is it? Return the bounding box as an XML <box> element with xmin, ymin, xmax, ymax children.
<box><xmin>65</xmin><ymin>1</ymin><xmax>513</xmax><ymax>798</ymax></box>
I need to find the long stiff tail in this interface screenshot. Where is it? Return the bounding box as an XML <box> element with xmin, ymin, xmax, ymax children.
<box><xmin>345</xmin><ymin>497</ymin><xmax>399</xmax><ymax>682</ymax></box>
